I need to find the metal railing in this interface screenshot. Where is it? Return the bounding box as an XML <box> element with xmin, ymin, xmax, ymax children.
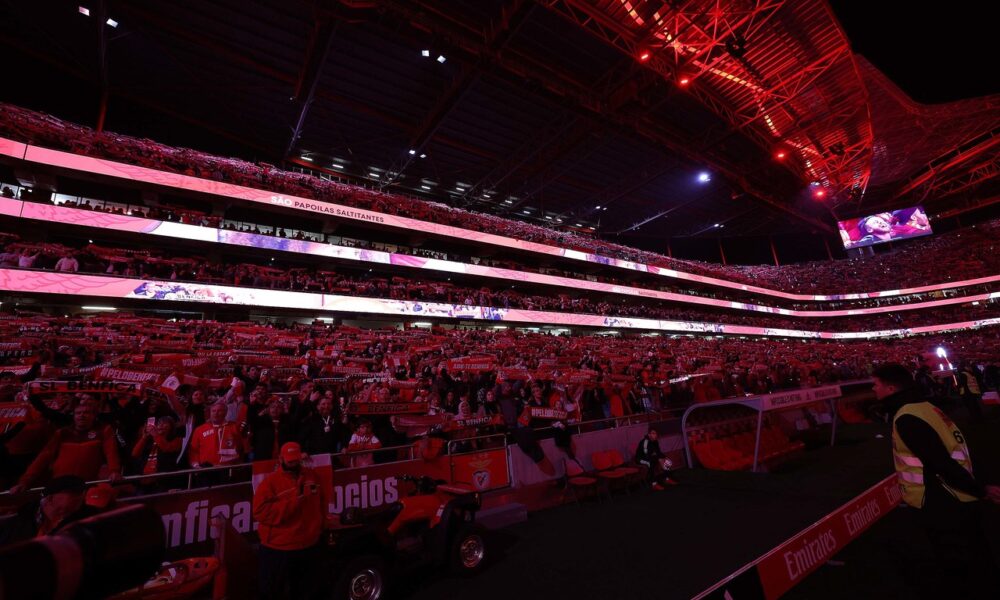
<box><xmin>531</xmin><ymin>407</ymin><xmax>687</xmax><ymax>437</ymax></box>
<box><xmin>0</xmin><ymin>441</ymin><xmax>423</xmax><ymax>499</ymax></box>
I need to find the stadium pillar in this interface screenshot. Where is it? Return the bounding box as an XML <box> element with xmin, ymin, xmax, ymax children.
<box><xmin>824</xmin><ymin>237</ymin><xmax>833</xmax><ymax>261</ymax></box>
<box><xmin>769</xmin><ymin>236</ymin><xmax>780</xmax><ymax>266</ymax></box>
<box><xmin>666</xmin><ymin>240</ymin><xmax>672</xmax><ymax>258</ymax></box>
<box><xmin>96</xmin><ymin>88</ymin><xmax>109</xmax><ymax>132</ymax></box>
<box><xmin>718</xmin><ymin>238</ymin><xmax>727</xmax><ymax>265</ymax></box>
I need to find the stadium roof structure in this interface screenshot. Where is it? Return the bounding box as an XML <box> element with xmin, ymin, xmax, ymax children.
<box><xmin>1</xmin><ymin>0</ymin><xmax>997</xmax><ymax>242</ymax></box>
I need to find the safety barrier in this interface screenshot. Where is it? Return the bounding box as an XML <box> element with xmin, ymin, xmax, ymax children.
<box><xmin>693</xmin><ymin>474</ymin><xmax>901</xmax><ymax>600</ymax></box>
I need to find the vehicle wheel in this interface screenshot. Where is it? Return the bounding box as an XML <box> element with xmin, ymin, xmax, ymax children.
<box><xmin>449</xmin><ymin>524</ymin><xmax>487</xmax><ymax>575</ymax></box>
<box><xmin>333</xmin><ymin>555</ymin><xmax>387</xmax><ymax>600</ymax></box>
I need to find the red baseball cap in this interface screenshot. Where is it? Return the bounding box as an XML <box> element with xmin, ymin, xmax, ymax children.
<box><xmin>280</xmin><ymin>442</ymin><xmax>302</xmax><ymax>462</ymax></box>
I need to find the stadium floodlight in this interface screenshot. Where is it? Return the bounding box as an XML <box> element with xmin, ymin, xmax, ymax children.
<box><xmin>421</xmin><ymin>185</ymin><xmax>431</xmax><ymax>190</ymax></box>
<box><xmin>437</xmin><ymin>55</ymin><xmax>446</xmax><ymax>64</ymax></box>
<box><xmin>936</xmin><ymin>347</ymin><xmax>947</xmax><ymax>358</ymax></box>
<box><xmin>419</xmin><ymin>153</ymin><xmax>427</xmax><ymax>159</ymax></box>
<box><xmin>408</xmin><ymin>149</ymin><xmax>416</xmax><ymax>155</ymax></box>
<box><xmin>81</xmin><ymin>306</ymin><xmax>116</xmax><ymax>311</ymax></box>
<box><xmin>595</xmin><ymin>205</ymin><xmax>601</xmax><ymax>209</ymax></box>
<box><xmin>368</xmin><ymin>172</ymin><xmax>380</xmax><ymax>178</ymax></box>
<box><xmin>79</xmin><ymin>6</ymin><xmax>90</xmax><ymax>16</ymax></box>
<box><xmin>106</xmin><ymin>18</ymin><xmax>118</xmax><ymax>27</ymax></box>
<box><xmin>412</xmin><ymin>322</ymin><xmax>432</xmax><ymax>327</ymax></box>
<box><xmin>522</xmin><ymin>210</ymin><xmax>531</xmax><ymax>215</ymax></box>
<box><xmin>421</xmin><ymin>49</ymin><xmax>430</xmax><ymax>57</ymax></box>
<box><xmin>714</xmin><ymin>223</ymin><xmax>720</xmax><ymax>228</ymax></box>
<box><xmin>697</xmin><ymin>172</ymin><xmax>711</xmax><ymax>183</ymax></box>
<box><xmin>300</xmin><ymin>155</ymin><xmax>313</xmax><ymax>162</ymax></box>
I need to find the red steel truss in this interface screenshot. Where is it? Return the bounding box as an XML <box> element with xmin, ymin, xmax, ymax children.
<box><xmin>538</xmin><ymin>0</ymin><xmax>874</xmax><ymax>203</ymax></box>
<box><xmin>857</xmin><ymin>57</ymin><xmax>1000</xmax><ymax>212</ymax></box>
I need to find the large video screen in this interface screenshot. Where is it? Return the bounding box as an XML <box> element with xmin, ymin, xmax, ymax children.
<box><xmin>838</xmin><ymin>206</ymin><xmax>933</xmax><ymax>250</ymax></box>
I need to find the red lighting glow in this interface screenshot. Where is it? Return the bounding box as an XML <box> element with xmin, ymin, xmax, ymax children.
<box><xmin>775</xmin><ymin>151</ymin><xmax>786</xmax><ymax>160</ymax></box>
<box><xmin>679</xmin><ymin>77</ymin><xmax>690</xmax><ymax>86</ymax></box>
<box><xmin>814</xmin><ymin>189</ymin><xmax>826</xmax><ymax>199</ymax></box>
<box><xmin>639</xmin><ymin>50</ymin><xmax>651</xmax><ymax>62</ymax></box>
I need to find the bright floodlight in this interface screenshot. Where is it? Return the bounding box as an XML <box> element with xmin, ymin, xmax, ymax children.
<box><xmin>936</xmin><ymin>347</ymin><xmax>947</xmax><ymax>358</ymax></box>
<box><xmin>421</xmin><ymin>49</ymin><xmax>431</xmax><ymax>57</ymax></box>
<box><xmin>408</xmin><ymin>149</ymin><xmax>416</xmax><ymax>155</ymax></box>
<box><xmin>437</xmin><ymin>55</ymin><xmax>446</xmax><ymax>64</ymax></box>
<box><xmin>79</xmin><ymin>6</ymin><xmax>90</xmax><ymax>16</ymax></box>
<box><xmin>106</xmin><ymin>18</ymin><xmax>118</xmax><ymax>27</ymax></box>
<box><xmin>697</xmin><ymin>172</ymin><xmax>711</xmax><ymax>183</ymax></box>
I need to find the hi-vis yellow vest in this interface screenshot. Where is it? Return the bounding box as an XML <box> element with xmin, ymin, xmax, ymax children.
<box><xmin>892</xmin><ymin>402</ymin><xmax>977</xmax><ymax>508</ymax></box>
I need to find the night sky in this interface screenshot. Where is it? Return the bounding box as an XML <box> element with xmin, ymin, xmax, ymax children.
<box><xmin>829</xmin><ymin>0</ymin><xmax>998</xmax><ymax>104</ymax></box>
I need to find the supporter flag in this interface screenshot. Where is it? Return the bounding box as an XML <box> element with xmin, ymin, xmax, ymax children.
<box><xmin>160</xmin><ymin>372</ymin><xmax>182</xmax><ymax>398</ymax></box>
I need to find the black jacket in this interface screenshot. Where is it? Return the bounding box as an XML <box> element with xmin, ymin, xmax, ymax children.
<box><xmin>298</xmin><ymin>414</ymin><xmax>342</xmax><ymax>455</ymax></box>
<box><xmin>248</xmin><ymin>412</ymin><xmax>298</xmax><ymax>460</ymax></box>
<box><xmin>635</xmin><ymin>435</ymin><xmax>665</xmax><ymax>466</ymax></box>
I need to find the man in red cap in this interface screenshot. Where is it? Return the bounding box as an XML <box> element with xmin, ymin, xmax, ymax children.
<box><xmin>252</xmin><ymin>442</ymin><xmax>331</xmax><ymax>600</ymax></box>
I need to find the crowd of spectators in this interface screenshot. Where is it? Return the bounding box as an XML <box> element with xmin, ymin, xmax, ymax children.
<box><xmin>7</xmin><ymin>186</ymin><xmax>995</xmax><ymax>314</ymax></box>
<box><xmin>4</xmin><ymin>102</ymin><xmax>1000</xmax><ymax>297</ymax></box>
<box><xmin>1</xmin><ymin>313</ymin><xmax>999</xmax><ymax>496</ymax></box>
<box><xmin>4</xmin><ymin>232</ymin><xmax>999</xmax><ymax>334</ymax></box>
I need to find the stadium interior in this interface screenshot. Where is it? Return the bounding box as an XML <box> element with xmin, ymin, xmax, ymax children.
<box><xmin>0</xmin><ymin>1</ymin><xmax>998</xmax><ymax>599</ymax></box>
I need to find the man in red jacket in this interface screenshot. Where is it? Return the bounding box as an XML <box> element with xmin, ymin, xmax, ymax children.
<box><xmin>10</xmin><ymin>404</ymin><xmax>121</xmax><ymax>494</ymax></box>
<box><xmin>253</xmin><ymin>442</ymin><xmax>331</xmax><ymax>600</ymax></box>
<box><xmin>188</xmin><ymin>402</ymin><xmax>244</xmax><ymax>468</ymax></box>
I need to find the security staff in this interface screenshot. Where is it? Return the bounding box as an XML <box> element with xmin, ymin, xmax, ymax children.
<box><xmin>957</xmin><ymin>362</ymin><xmax>984</xmax><ymax>420</ymax></box>
<box><xmin>872</xmin><ymin>364</ymin><xmax>1000</xmax><ymax>599</ymax></box>
<box><xmin>252</xmin><ymin>442</ymin><xmax>332</xmax><ymax>600</ymax></box>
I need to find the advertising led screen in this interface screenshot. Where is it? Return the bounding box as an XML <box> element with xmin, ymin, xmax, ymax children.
<box><xmin>838</xmin><ymin>206</ymin><xmax>933</xmax><ymax>250</ymax></box>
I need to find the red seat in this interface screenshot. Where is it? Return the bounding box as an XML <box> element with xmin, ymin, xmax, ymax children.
<box><xmin>564</xmin><ymin>459</ymin><xmax>598</xmax><ymax>504</ymax></box>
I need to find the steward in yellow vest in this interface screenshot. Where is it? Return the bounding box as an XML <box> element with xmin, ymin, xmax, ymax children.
<box><xmin>873</xmin><ymin>363</ymin><xmax>1000</xmax><ymax>598</ymax></box>
<box><xmin>957</xmin><ymin>363</ymin><xmax>984</xmax><ymax>420</ymax></box>
<box><xmin>891</xmin><ymin>401</ymin><xmax>978</xmax><ymax>508</ymax></box>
